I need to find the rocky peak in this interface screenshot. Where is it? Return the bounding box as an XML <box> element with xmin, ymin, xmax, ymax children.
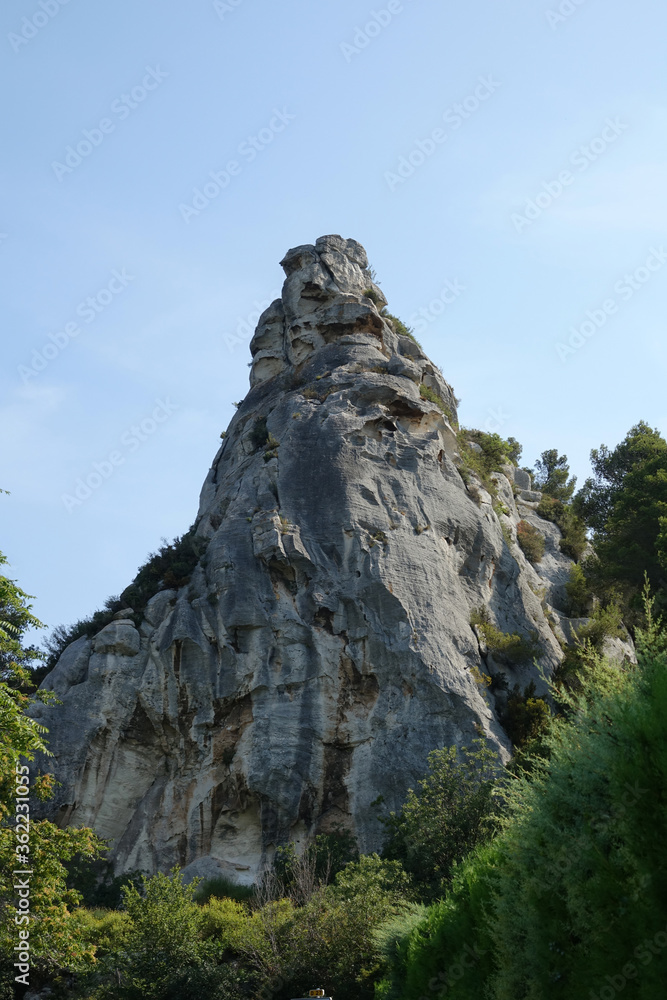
<box><xmin>35</xmin><ymin>237</ymin><xmax>581</xmax><ymax>885</ymax></box>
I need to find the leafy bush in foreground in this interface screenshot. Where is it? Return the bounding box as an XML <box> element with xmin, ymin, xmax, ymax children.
<box><xmin>381</xmin><ymin>739</ymin><xmax>498</xmax><ymax>901</ymax></box>
<box><xmin>384</xmin><ymin>595</ymin><xmax>667</xmax><ymax>999</ymax></box>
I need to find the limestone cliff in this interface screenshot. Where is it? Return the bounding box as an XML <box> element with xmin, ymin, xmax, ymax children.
<box><xmin>34</xmin><ymin>235</ymin><xmax>578</xmax><ymax>884</ymax></box>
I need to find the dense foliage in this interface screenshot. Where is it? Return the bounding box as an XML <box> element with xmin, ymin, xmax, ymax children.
<box><xmin>574</xmin><ymin>422</ymin><xmax>667</xmax><ymax>617</ymax></box>
<box><xmin>0</xmin><ymin>552</ymin><xmax>104</xmax><ymax>995</ymax></box>
<box><xmin>381</xmin><ymin>740</ymin><xmax>498</xmax><ymax>902</ymax></box>
<box><xmin>381</xmin><ymin>594</ymin><xmax>667</xmax><ymax>999</ymax></box>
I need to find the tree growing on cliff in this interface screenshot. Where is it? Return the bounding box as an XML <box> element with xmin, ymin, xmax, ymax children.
<box><xmin>532</xmin><ymin>448</ymin><xmax>576</xmax><ymax>502</ymax></box>
<box><xmin>575</xmin><ymin>422</ymin><xmax>667</xmax><ymax>614</ymax></box>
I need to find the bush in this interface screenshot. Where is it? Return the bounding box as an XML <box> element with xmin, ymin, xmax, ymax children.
<box><xmin>516</xmin><ymin>520</ymin><xmax>545</xmax><ymax>563</ymax></box>
<box><xmin>497</xmin><ymin>681</ymin><xmax>551</xmax><ymax>748</ymax></box>
<box><xmin>44</xmin><ymin>527</ymin><xmax>206</xmax><ymax>670</ymax></box>
<box><xmin>564</xmin><ymin>562</ymin><xmax>592</xmax><ymax>617</ymax></box>
<box><xmin>66</xmin><ymin>853</ymin><xmax>144</xmax><ymax>909</ymax></box>
<box><xmin>456</xmin><ymin>430</ymin><xmax>522</xmax><ymax>496</ymax></box>
<box><xmin>381</xmin><ymin>740</ymin><xmax>498</xmax><ymax>900</ymax></box>
<box><xmin>384</xmin><ymin>598</ymin><xmax>667</xmax><ymax>999</ymax></box>
<box><xmin>382</xmin><ymin>310</ymin><xmax>421</xmax><ymax>346</ymax></box>
<box><xmin>419</xmin><ymin>384</ymin><xmax>456</xmax><ymax>426</ymax></box>
<box><xmin>121</xmin><ymin>868</ymin><xmax>204</xmax><ymax>966</ymax></box>
<box><xmin>470</xmin><ymin>607</ymin><xmax>541</xmax><ymax>665</ymax></box>
<box><xmin>555</xmin><ymin>600</ymin><xmax>626</xmax><ymax>692</ymax></box>
<box><xmin>197</xmin><ymin>858</ymin><xmax>412</xmax><ymax>1000</ymax></box>
<box><xmin>537</xmin><ymin>494</ymin><xmax>587</xmax><ymax>561</ymax></box>
<box><xmin>249</xmin><ymin>416</ymin><xmax>269</xmax><ymax>450</ymax></box>
<box><xmin>269</xmin><ymin>830</ymin><xmax>360</xmax><ymax>904</ymax></box>
<box><xmin>73</xmin><ymin>868</ymin><xmax>246</xmax><ymax>1000</ymax></box>
<box><xmin>195</xmin><ymin>876</ymin><xmax>255</xmax><ymax>905</ymax></box>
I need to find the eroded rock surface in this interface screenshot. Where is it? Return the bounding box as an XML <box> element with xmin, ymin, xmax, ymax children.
<box><xmin>35</xmin><ymin>236</ymin><xmax>587</xmax><ymax>883</ymax></box>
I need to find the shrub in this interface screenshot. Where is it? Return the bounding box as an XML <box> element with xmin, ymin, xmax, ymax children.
<box><xmin>44</xmin><ymin>528</ymin><xmax>206</xmax><ymax>670</ymax></box>
<box><xmin>195</xmin><ymin>876</ymin><xmax>254</xmax><ymax>905</ymax></box>
<box><xmin>381</xmin><ymin>740</ymin><xmax>499</xmax><ymax>900</ymax></box>
<box><xmin>384</xmin><ymin>597</ymin><xmax>667</xmax><ymax>1000</ymax></box>
<box><xmin>263</xmin><ymin>829</ymin><xmax>359</xmax><ymax>906</ymax></box>
<box><xmin>68</xmin><ymin>906</ymin><xmax>133</xmax><ymax>958</ymax></box>
<box><xmin>363</xmin><ymin>286</ymin><xmax>383</xmax><ymax>307</ymax></box>
<box><xmin>537</xmin><ymin>494</ymin><xmax>587</xmax><ymax>561</ymax></box>
<box><xmin>470</xmin><ymin>607</ymin><xmax>541</xmax><ymax>664</ymax></box>
<box><xmin>555</xmin><ymin>600</ymin><xmax>626</xmax><ymax>692</ymax></box>
<box><xmin>121</xmin><ymin>868</ymin><xmax>204</xmax><ymax>967</ymax></box>
<box><xmin>249</xmin><ymin>416</ymin><xmax>268</xmax><ymax>450</ymax></box>
<box><xmin>419</xmin><ymin>384</ymin><xmax>455</xmax><ymax>425</ymax></box>
<box><xmin>497</xmin><ymin>681</ymin><xmax>551</xmax><ymax>748</ymax></box>
<box><xmin>76</xmin><ymin>868</ymin><xmax>243</xmax><ymax>1000</ymax></box>
<box><xmin>382</xmin><ymin>310</ymin><xmax>421</xmax><ymax>346</ymax></box>
<box><xmin>516</xmin><ymin>520</ymin><xmax>545</xmax><ymax>563</ymax></box>
<box><xmin>66</xmin><ymin>853</ymin><xmax>144</xmax><ymax>909</ymax></box>
<box><xmin>564</xmin><ymin>562</ymin><xmax>592</xmax><ymax>617</ymax></box>
<box><xmin>456</xmin><ymin>430</ymin><xmax>522</xmax><ymax>496</ymax></box>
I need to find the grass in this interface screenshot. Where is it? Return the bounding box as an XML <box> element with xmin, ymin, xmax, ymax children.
<box><xmin>419</xmin><ymin>384</ymin><xmax>456</xmax><ymax>426</ymax></box>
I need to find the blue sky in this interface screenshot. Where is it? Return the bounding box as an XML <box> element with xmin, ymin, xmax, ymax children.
<box><xmin>2</xmin><ymin>0</ymin><xmax>666</xmax><ymax>643</ymax></box>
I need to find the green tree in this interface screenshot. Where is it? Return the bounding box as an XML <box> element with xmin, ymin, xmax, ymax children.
<box><xmin>532</xmin><ymin>448</ymin><xmax>576</xmax><ymax>502</ymax></box>
<box><xmin>382</xmin><ymin>738</ymin><xmax>499</xmax><ymax>900</ymax></box>
<box><xmin>593</xmin><ymin>452</ymin><xmax>667</xmax><ymax>604</ymax></box>
<box><xmin>574</xmin><ymin>423</ymin><xmax>667</xmax><ymax>612</ymax></box>
<box><xmin>279</xmin><ymin>855</ymin><xmax>415</xmax><ymax>1000</ymax></box>
<box><xmin>574</xmin><ymin>420</ymin><xmax>667</xmax><ymax>532</ymax></box>
<box><xmin>0</xmin><ymin>551</ymin><xmax>103</xmax><ymax>985</ymax></box>
<box><xmin>384</xmin><ymin>593</ymin><xmax>667</xmax><ymax>1000</ymax></box>
<box><xmin>0</xmin><ymin>552</ymin><xmax>45</xmax><ymax>678</ymax></box>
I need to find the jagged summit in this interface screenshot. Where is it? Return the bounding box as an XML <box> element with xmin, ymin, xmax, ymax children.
<box><xmin>35</xmin><ymin>237</ymin><xmax>577</xmax><ymax>884</ymax></box>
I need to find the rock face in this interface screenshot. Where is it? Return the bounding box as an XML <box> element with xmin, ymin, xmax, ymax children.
<box><xmin>35</xmin><ymin>235</ymin><xmax>579</xmax><ymax>884</ymax></box>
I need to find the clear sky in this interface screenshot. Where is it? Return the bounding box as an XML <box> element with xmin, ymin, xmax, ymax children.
<box><xmin>2</xmin><ymin>0</ymin><xmax>666</xmax><ymax>645</ymax></box>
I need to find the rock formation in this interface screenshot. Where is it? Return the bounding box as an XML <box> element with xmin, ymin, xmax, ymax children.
<box><xmin>35</xmin><ymin>235</ymin><xmax>585</xmax><ymax>884</ymax></box>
